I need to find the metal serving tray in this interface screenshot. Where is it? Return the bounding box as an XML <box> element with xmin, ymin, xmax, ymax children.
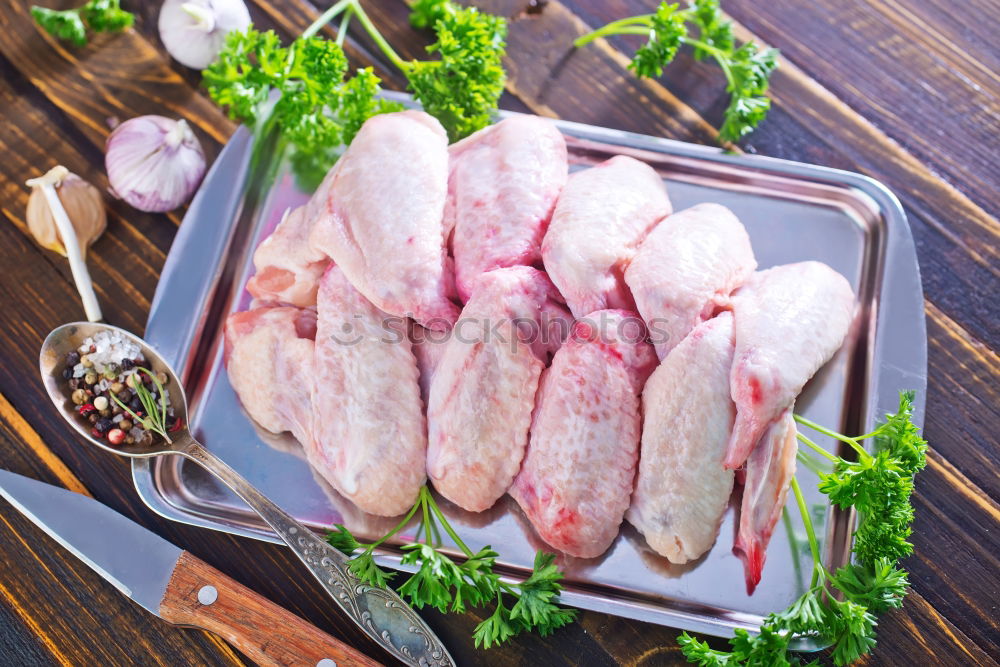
<box><xmin>138</xmin><ymin>94</ymin><xmax>926</xmax><ymax>642</ymax></box>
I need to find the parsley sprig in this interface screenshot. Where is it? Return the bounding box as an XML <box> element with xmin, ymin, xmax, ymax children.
<box><xmin>327</xmin><ymin>486</ymin><xmax>577</xmax><ymax>648</ymax></box>
<box><xmin>574</xmin><ymin>0</ymin><xmax>778</xmax><ymax>143</ymax></box>
<box><xmin>32</xmin><ymin>0</ymin><xmax>133</xmax><ymax>47</ymax></box>
<box><xmin>309</xmin><ymin>0</ymin><xmax>507</xmax><ymax>142</ymax></box>
<box><xmin>204</xmin><ymin>0</ymin><xmax>506</xmax><ymax>187</ymax></box>
<box><xmin>679</xmin><ymin>391</ymin><xmax>927</xmax><ymax>665</ymax></box>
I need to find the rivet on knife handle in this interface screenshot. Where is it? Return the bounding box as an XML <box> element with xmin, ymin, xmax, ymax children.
<box><xmin>180</xmin><ymin>441</ymin><xmax>455</xmax><ymax>667</ymax></box>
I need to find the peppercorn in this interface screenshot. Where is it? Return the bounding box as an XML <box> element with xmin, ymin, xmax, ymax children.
<box><xmin>71</xmin><ymin>388</ymin><xmax>87</xmax><ymax>405</ymax></box>
<box><xmin>61</xmin><ymin>367</ymin><xmax>74</xmax><ymax>379</ymax></box>
<box><xmin>65</xmin><ymin>351</ymin><xmax>80</xmax><ymax>366</ymax></box>
<box><xmin>93</xmin><ymin>395</ymin><xmax>109</xmax><ymax>411</ymax></box>
<box><xmin>120</xmin><ymin>358</ymin><xmax>134</xmax><ymax>371</ymax></box>
<box><xmin>88</xmin><ymin>413</ymin><xmax>99</xmax><ymax>424</ymax></box>
<box><xmin>84</xmin><ymin>371</ymin><xmax>98</xmax><ymax>385</ymax></box>
<box><xmin>117</xmin><ymin>389</ymin><xmax>132</xmax><ymax>404</ymax></box>
<box><xmin>99</xmin><ymin>408</ymin><xmax>112</xmax><ymax>418</ymax></box>
<box><xmin>125</xmin><ymin>435</ymin><xmax>135</xmax><ymax>445</ymax></box>
<box><xmin>119</xmin><ymin>419</ymin><xmax>132</xmax><ymax>431</ymax></box>
<box><xmin>91</xmin><ymin>426</ymin><xmax>103</xmax><ymax>439</ymax></box>
<box><xmin>78</xmin><ymin>403</ymin><xmax>97</xmax><ymax>418</ymax></box>
<box><xmin>81</xmin><ymin>356</ymin><xmax>93</xmax><ymax>368</ymax></box>
<box><xmin>95</xmin><ymin>418</ymin><xmax>113</xmax><ymax>434</ymax></box>
<box><xmin>68</xmin><ymin>378</ymin><xmax>80</xmax><ymax>390</ymax></box>
<box><xmin>156</xmin><ymin>371</ymin><xmax>169</xmax><ymax>386</ymax></box>
<box><xmin>110</xmin><ymin>381</ymin><xmax>124</xmax><ymax>395</ymax></box>
<box><xmin>129</xmin><ymin>397</ymin><xmax>142</xmax><ymax>412</ymax></box>
<box><xmin>107</xmin><ymin>428</ymin><xmax>125</xmax><ymax>446</ymax></box>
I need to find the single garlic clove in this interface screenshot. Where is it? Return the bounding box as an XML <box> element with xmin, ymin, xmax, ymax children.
<box><xmin>26</xmin><ymin>167</ymin><xmax>107</xmax><ymax>261</ymax></box>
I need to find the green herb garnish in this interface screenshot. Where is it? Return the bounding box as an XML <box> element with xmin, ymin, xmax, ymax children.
<box><xmin>328</xmin><ymin>486</ymin><xmax>577</xmax><ymax>648</ymax></box>
<box><xmin>111</xmin><ymin>367</ymin><xmax>173</xmax><ymax>444</ymax></box>
<box><xmin>678</xmin><ymin>391</ymin><xmax>927</xmax><ymax>665</ymax></box>
<box><xmin>204</xmin><ymin>0</ymin><xmax>507</xmax><ymax>186</ymax></box>
<box><xmin>575</xmin><ymin>0</ymin><xmax>778</xmax><ymax>143</ymax></box>
<box><xmin>32</xmin><ymin>0</ymin><xmax>133</xmax><ymax>47</ymax></box>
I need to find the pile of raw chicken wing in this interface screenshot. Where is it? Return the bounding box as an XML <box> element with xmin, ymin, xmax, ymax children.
<box><xmin>225</xmin><ymin>110</ymin><xmax>855</xmax><ymax>593</ymax></box>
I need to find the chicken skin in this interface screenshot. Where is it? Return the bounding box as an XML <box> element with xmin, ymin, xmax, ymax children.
<box><xmin>246</xmin><ymin>205</ymin><xmax>329</xmax><ymax>307</ymax></box>
<box><xmin>308</xmin><ymin>111</ymin><xmax>460</xmax><ymax>330</ymax></box>
<box><xmin>447</xmin><ymin>115</ymin><xmax>568</xmax><ymax>302</ymax></box>
<box><xmin>735</xmin><ymin>409</ymin><xmax>797</xmax><ymax>594</ymax></box>
<box><xmin>426</xmin><ymin>266</ymin><xmax>572</xmax><ymax>512</ymax></box>
<box><xmin>311</xmin><ymin>265</ymin><xmax>427</xmax><ymax>516</ymax></box>
<box><xmin>224</xmin><ymin>306</ymin><xmax>316</xmax><ymax>447</ymax></box>
<box><xmin>511</xmin><ymin>310</ymin><xmax>656</xmax><ymax>558</ymax></box>
<box><xmin>628</xmin><ymin>312</ymin><xmax>736</xmax><ymax>564</ymax></box>
<box><xmin>625</xmin><ymin>203</ymin><xmax>756</xmax><ymax>359</ymax></box>
<box><xmin>541</xmin><ymin>155</ymin><xmax>672</xmax><ymax>318</ymax></box>
<box><xmin>726</xmin><ymin>261</ymin><xmax>854</xmax><ymax>468</ymax></box>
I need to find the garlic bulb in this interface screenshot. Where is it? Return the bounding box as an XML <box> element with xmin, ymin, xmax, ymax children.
<box><xmin>105</xmin><ymin>115</ymin><xmax>206</xmax><ymax>213</ymax></box>
<box><xmin>158</xmin><ymin>0</ymin><xmax>251</xmax><ymax>70</ymax></box>
<box><xmin>26</xmin><ymin>167</ymin><xmax>106</xmax><ymax>260</ymax></box>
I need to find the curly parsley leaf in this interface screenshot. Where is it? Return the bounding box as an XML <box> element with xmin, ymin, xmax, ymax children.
<box><xmin>333</xmin><ymin>489</ymin><xmax>575</xmax><ymax>648</ymax></box>
<box><xmin>410</xmin><ymin>0</ymin><xmax>454</xmax><ymax>30</ymax></box>
<box><xmin>576</xmin><ymin>0</ymin><xmax>778</xmax><ymax>143</ymax></box>
<box><xmin>405</xmin><ymin>6</ymin><xmax>508</xmax><ymax>141</ymax></box>
<box><xmin>32</xmin><ymin>0</ymin><xmax>132</xmax><ymax>46</ymax></box>
<box><xmin>203</xmin><ymin>28</ymin><xmax>403</xmax><ymax>189</ymax></box>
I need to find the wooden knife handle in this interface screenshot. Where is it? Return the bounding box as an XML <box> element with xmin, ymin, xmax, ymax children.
<box><xmin>159</xmin><ymin>551</ymin><xmax>383</xmax><ymax>667</ymax></box>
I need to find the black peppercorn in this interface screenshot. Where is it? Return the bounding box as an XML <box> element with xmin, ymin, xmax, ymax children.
<box><xmin>68</xmin><ymin>378</ymin><xmax>80</xmax><ymax>390</ymax></box>
<box><xmin>66</xmin><ymin>351</ymin><xmax>80</xmax><ymax>366</ymax></box>
<box><xmin>120</xmin><ymin>358</ymin><xmax>134</xmax><ymax>371</ymax></box>
<box><xmin>95</xmin><ymin>418</ymin><xmax>113</xmax><ymax>434</ymax></box>
<box><xmin>88</xmin><ymin>413</ymin><xmax>99</xmax><ymax>424</ymax></box>
<box><xmin>62</xmin><ymin>367</ymin><xmax>74</xmax><ymax>379</ymax></box>
<box><xmin>129</xmin><ymin>397</ymin><xmax>142</xmax><ymax>411</ymax></box>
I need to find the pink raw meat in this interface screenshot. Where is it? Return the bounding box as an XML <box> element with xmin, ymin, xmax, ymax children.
<box><xmin>308</xmin><ymin>111</ymin><xmax>460</xmax><ymax>330</ymax></box>
<box><xmin>734</xmin><ymin>409</ymin><xmax>797</xmax><ymax>594</ymax></box>
<box><xmin>625</xmin><ymin>203</ymin><xmax>756</xmax><ymax>359</ymax></box>
<box><xmin>224</xmin><ymin>306</ymin><xmax>316</xmax><ymax>446</ymax></box>
<box><xmin>510</xmin><ymin>310</ymin><xmax>656</xmax><ymax>558</ymax></box>
<box><xmin>627</xmin><ymin>312</ymin><xmax>736</xmax><ymax>564</ymax></box>
<box><xmin>426</xmin><ymin>266</ymin><xmax>572</xmax><ymax>512</ymax></box>
<box><xmin>541</xmin><ymin>155</ymin><xmax>672</xmax><ymax>318</ymax></box>
<box><xmin>311</xmin><ymin>265</ymin><xmax>427</xmax><ymax>516</ymax></box>
<box><xmin>446</xmin><ymin>115</ymin><xmax>567</xmax><ymax>301</ymax></box>
<box><xmin>725</xmin><ymin>261</ymin><xmax>854</xmax><ymax>468</ymax></box>
<box><xmin>246</xmin><ymin>205</ymin><xmax>329</xmax><ymax>307</ymax></box>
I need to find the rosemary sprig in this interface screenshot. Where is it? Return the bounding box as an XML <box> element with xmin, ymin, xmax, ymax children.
<box><xmin>111</xmin><ymin>367</ymin><xmax>172</xmax><ymax>444</ymax></box>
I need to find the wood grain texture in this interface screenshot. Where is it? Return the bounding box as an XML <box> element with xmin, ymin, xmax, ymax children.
<box><xmin>0</xmin><ymin>0</ymin><xmax>996</xmax><ymax>665</ymax></box>
<box><xmin>160</xmin><ymin>552</ymin><xmax>383</xmax><ymax>667</ymax></box>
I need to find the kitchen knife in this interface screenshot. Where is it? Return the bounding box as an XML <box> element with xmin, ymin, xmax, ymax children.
<box><xmin>0</xmin><ymin>469</ymin><xmax>382</xmax><ymax>667</ymax></box>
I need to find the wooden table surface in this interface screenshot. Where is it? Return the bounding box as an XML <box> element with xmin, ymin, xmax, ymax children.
<box><xmin>1</xmin><ymin>0</ymin><xmax>997</xmax><ymax>665</ymax></box>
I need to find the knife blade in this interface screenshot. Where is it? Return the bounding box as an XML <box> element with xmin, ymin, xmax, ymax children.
<box><xmin>0</xmin><ymin>469</ymin><xmax>382</xmax><ymax>667</ymax></box>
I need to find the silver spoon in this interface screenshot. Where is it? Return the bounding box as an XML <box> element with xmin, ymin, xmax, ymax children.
<box><xmin>40</xmin><ymin>321</ymin><xmax>454</xmax><ymax>667</ymax></box>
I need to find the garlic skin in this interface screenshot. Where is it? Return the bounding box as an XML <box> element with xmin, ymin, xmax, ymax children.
<box><xmin>106</xmin><ymin>115</ymin><xmax>207</xmax><ymax>213</ymax></box>
<box><xmin>158</xmin><ymin>0</ymin><xmax>251</xmax><ymax>70</ymax></box>
<box><xmin>26</xmin><ymin>167</ymin><xmax>106</xmax><ymax>260</ymax></box>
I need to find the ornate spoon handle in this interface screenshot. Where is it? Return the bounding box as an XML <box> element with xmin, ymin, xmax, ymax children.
<box><xmin>179</xmin><ymin>439</ymin><xmax>455</xmax><ymax>667</ymax></box>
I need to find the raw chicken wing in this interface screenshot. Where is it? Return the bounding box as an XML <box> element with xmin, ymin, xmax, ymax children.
<box><xmin>426</xmin><ymin>266</ymin><xmax>572</xmax><ymax>512</ymax></box>
<box><xmin>312</xmin><ymin>265</ymin><xmax>427</xmax><ymax>516</ymax></box>
<box><xmin>447</xmin><ymin>115</ymin><xmax>567</xmax><ymax>301</ymax></box>
<box><xmin>735</xmin><ymin>409</ymin><xmax>797</xmax><ymax>594</ymax></box>
<box><xmin>625</xmin><ymin>203</ymin><xmax>756</xmax><ymax>359</ymax></box>
<box><xmin>726</xmin><ymin>261</ymin><xmax>854</xmax><ymax>468</ymax></box>
<box><xmin>541</xmin><ymin>155</ymin><xmax>672</xmax><ymax>318</ymax></box>
<box><xmin>511</xmin><ymin>310</ymin><xmax>656</xmax><ymax>558</ymax></box>
<box><xmin>627</xmin><ymin>312</ymin><xmax>736</xmax><ymax>563</ymax></box>
<box><xmin>224</xmin><ymin>306</ymin><xmax>316</xmax><ymax>446</ymax></box>
<box><xmin>308</xmin><ymin>111</ymin><xmax>460</xmax><ymax>330</ymax></box>
<box><xmin>246</xmin><ymin>206</ymin><xmax>328</xmax><ymax>307</ymax></box>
